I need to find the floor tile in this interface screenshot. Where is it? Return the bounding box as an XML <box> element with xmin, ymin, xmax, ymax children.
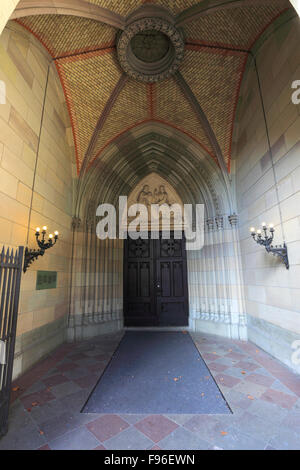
<box><xmin>268</xmin><ymin>426</ymin><xmax>300</xmax><ymax>450</ymax></box>
<box><xmin>214</xmin><ymin>357</ymin><xmax>238</xmax><ymax>367</ymax></box>
<box><xmin>135</xmin><ymin>415</ymin><xmax>178</xmax><ymax>443</ymax></box>
<box><xmin>38</xmin><ymin>411</ymin><xmax>87</xmax><ymax>441</ymax></box>
<box><xmin>208</xmin><ymin>363</ymin><xmax>229</xmax><ymax>373</ymax></box>
<box><xmin>247</xmin><ymin>398</ymin><xmax>289</xmax><ymax>424</ymax></box>
<box><xmin>233</xmin><ymin>361</ymin><xmax>261</xmax><ymax>372</ymax></box>
<box><xmin>49</xmin><ymin>381</ymin><xmax>82</xmax><ymax>399</ymax></box>
<box><xmin>184</xmin><ymin>414</ymin><xmax>225</xmax><ymax>439</ymax></box>
<box><xmin>63</xmin><ymin>367</ymin><xmax>91</xmax><ymax>380</ymax></box>
<box><xmin>120</xmin><ymin>414</ymin><xmax>148</xmax><ymax>425</ymax></box>
<box><xmin>74</xmin><ymin>358</ymin><xmax>100</xmax><ymax>368</ymax></box>
<box><xmin>86</xmin><ymin>415</ymin><xmax>129</xmax><ymax>442</ymax></box>
<box><xmin>104</xmin><ymin>426</ymin><xmax>153</xmax><ymax>450</ymax></box>
<box><xmin>59</xmin><ymin>389</ymin><xmax>90</xmax><ymax>414</ymax></box>
<box><xmin>87</xmin><ymin>363</ymin><xmax>106</xmax><ymax>374</ymax></box>
<box><xmin>226</xmin><ymin>352</ymin><xmax>246</xmax><ymax>361</ymax></box>
<box><xmin>261</xmin><ymin>388</ymin><xmax>298</xmax><ymax>410</ymax></box>
<box><xmin>233</xmin><ymin>381</ymin><xmax>267</xmax><ymax>398</ymax></box>
<box><xmin>201</xmin><ymin>353</ymin><xmax>221</xmax><ymax>362</ymax></box>
<box><xmin>208</xmin><ymin>427</ymin><xmax>266</xmax><ymax>450</ymax></box>
<box><xmin>165</xmin><ymin>414</ymin><xmax>194</xmax><ymax>425</ymax></box>
<box><xmin>38</xmin><ymin>444</ymin><xmax>51</xmax><ymax>450</ymax></box>
<box><xmin>20</xmin><ymin>389</ymin><xmax>56</xmax><ymax>409</ymax></box>
<box><xmin>244</xmin><ymin>373</ymin><xmax>275</xmax><ymax>388</ymax></box>
<box><xmin>68</xmin><ymin>353</ymin><xmax>88</xmax><ymax>361</ymax></box>
<box><xmin>270</xmin><ymin>379</ymin><xmax>297</xmax><ymax>394</ymax></box>
<box><xmin>56</xmin><ymin>362</ymin><xmax>78</xmax><ymax>373</ymax></box>
<box><xmin>48</xmin><ymin>425</ymin><xmax>100</xmax><ymax>450</ymax></box>
<box><xmin>215</xmin><ymin>373</ymin><xmax>241</xmax><ymax>388</ymax></box>
<box><xmin>281</xmin><ymin>410</ymin><xmax>300</xmax><ymax>433</ymax></box>
<box><xmin>42</xmin><ymin>374</ymin><xmax>70</xmax><ymax>388</ymax></box>
<box><xmin>221</xmin><ymin>389</ymin><xmax>252</xmax><ymax>412</ymax></box>
<box><xmin>26</xmin><ymin>398</ymin><xmax>67</xmax><ymax>425</ymax></box>
<box><xmin>224</xmin><ymin>367</ymin><xmax>251</xmax><ymax>379</ymax></box>
<box><xmin>228</xmin><ymin>410</ymin><xmax>280</xmax><ymax>442</ymax></box>
<box><xmin>73</xmin><ymin>374</ymin><xmax>99</xmax><ymax>389</ymax></box>
<box><xmin>158</xmin><ymin>427</ymin><xmax>211</xmax><ymax>450</ymax></box>
<box><xmin>0</xmin><ymin>414</ymin><xmax>46</xmax><ymax>450</ymax></box>
<box><xmin>93</xmin><ymin>353</ymin><xmax>112</xmax><ymax>361</ymax></box>
<box><xmin>20</xmin><ymin>380</ymin><xmax>48</xmax><ymax>396</ymax></box>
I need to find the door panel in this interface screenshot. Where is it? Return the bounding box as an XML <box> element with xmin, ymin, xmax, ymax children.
<box><xmin>160</xmin><ymin>261</ymin><xmax>171</xmax><ymax>297</ymax></box>
<box><xmin>124</xmin><ymin>237</ymin><xmax>156</xmax><ymax>326</ymax></box>
<box><xmin>140</xmin><ymin>262</ymin><xmax>150</xmax><ymax>297</ymax></box>
<box><xmin>124</xmin><ymin>233</ymin><xmax>189</xmax><ymax>327</ymax></box>
<box><xmin>128</xmin><ymin>262</ymin><xmax>138</xmax><ymax>297</ymax></box>
<box><xmin>155</xmin><ymin>233</ymin><xmax>189</xmax><ymax>327</ymax></box>
<box><xmin>158</xmin><ymin>301</ymin><xmax>187</xmax><ymax>326</ymax></box>
<box><xmin>173</xmin><ymin>261</ymin><xmax>184</xmax><ymax>297</ymax></box>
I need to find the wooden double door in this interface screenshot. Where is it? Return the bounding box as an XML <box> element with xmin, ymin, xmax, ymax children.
<box><xmin>124</xmin><ymin>233</ymin><xmax>189</xmax><ymax>327</ymax></box>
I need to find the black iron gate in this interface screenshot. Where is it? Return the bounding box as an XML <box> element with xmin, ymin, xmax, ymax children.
<box><xmin>0</xmin><ymin>246</ymin><xmax>23</xmax><ymax>437</ymax></box>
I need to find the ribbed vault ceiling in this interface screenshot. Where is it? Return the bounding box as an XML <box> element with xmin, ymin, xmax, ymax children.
<box><xmin>14</xmin><ymin>0</ymin><xmax>292</xmax><ymax>175</ymax></box>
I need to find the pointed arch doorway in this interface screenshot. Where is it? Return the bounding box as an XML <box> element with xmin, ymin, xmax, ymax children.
<box><xmin>123</xmin><ymin>174</ymin><xmax>189</xmax><ymax>327</ymax></box>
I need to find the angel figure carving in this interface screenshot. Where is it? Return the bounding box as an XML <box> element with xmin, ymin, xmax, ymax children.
<box><xmin>137</xmin><ymin>184</ymin><xmax>153</xmax><ymax>207</ymax></box>
<box><xmin>154</xmin><ymin>185</ymin><xmax>169</xmax><ymax>205</ymax></box>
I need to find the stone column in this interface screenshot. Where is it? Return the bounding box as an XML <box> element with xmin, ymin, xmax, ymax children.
<box><xmin>228</xmin><ymin>213</ymin><xmax>247</xmax><ymax>340</ymax></box>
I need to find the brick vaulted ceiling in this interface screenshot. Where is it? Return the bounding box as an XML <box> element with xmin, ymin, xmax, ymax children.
<box><xmin>14</xmin><ymin>0</ymin><xmax>292</xmax><ymax>174</ymax></box>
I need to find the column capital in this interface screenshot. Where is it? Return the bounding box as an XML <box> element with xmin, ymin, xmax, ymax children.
<box><xmin>206</xmin><ymin>218</ymin><xmax>215</xmax><ymax>231</ymax></box>
<box><xmin>215</xmin><ymin>216</ymin><xmax>224</xmax><ymax>230</ymax></box>
<box><xmin>228</xmin><ymin>213</ymin><xmax>238</xmax><ymax>227</ymax></box>
<box><xmin>72</xmin><ymin>216</ymin><xmax>81</xmax><ymax>230</ymax></box>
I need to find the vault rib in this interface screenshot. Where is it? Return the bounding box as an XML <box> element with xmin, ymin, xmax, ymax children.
<box><xmin>76</xmin><ymin>73</ymin><xmax>129</xmax><ymax>213</ymax></box>
<box><xmin>176</xmin><ymin>0</ymin><xmax>290</xmax><ymax>26</ymax></box>
<box><xmin>11</xmin><ymin>0</ymin><xmax>125</xmax><ymax>29</ymax></box>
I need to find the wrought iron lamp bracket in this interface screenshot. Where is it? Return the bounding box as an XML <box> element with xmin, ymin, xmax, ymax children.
<box><xmin>23</xmin><ymin>229</ymin><xmax>58</xmax><ymax>273</ymax></box>
<box><xmin>265</xmin><ymin>243</ymin><xmax>289</xmax><ymax>270</ymax></box>
<box><xmin>251</xmin><ymin>228</ymin><xmax>289</xmax><ymax>270</ymax></box>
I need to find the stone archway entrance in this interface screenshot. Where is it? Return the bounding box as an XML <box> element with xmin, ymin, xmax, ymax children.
<box><xmin>69</xmin><ymin>129</ymin><xmax>247</xmax><ymax>342</ymax></box>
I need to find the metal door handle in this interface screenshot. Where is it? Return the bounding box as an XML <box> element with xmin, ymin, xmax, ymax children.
<box><xmin>156</xmin><ymin>283</ymin><xmax>162</xmax><ymax>294</ymax></box>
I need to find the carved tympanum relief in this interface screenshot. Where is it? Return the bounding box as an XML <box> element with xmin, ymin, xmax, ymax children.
<box><xmin>137</xmin><ymin>184</ymin><xmax>170</xmax><ymax>206</ymax></box>
<box><xmin>123</xmin><ymin>173</ymin><xmax>184</xmax><ymax>231</ymax></box>
<box><xmin>128</xmin><ymin>173</ymin><xmax>182</xmax><ymax>209</ymax></box>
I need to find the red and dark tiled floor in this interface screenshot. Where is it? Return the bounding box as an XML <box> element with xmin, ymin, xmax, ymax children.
<box><xmin>0</xmin><ymin>331</ymin><xmax>299</xmax><ymax>450</ymax></box>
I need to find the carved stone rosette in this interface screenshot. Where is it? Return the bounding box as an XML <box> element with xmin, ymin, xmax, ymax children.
<box><xmin>117</xmin><ymin>18</ymin><xmax>185</xmax><ymax>83</ymax></box>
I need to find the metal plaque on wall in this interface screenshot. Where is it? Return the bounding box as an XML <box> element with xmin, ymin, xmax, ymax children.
<box><xmin>36</xmin><ymin>271</ymin><xmax>57</xmax><ymax>290</ymax></box>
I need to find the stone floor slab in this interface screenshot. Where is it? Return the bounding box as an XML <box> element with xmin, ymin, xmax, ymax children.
<box><xmin>158</xmin><ymin>427</ymin><xmax>211</xmax><ymax>450</ymax></box>
<box><xmin>86</xmin><ymin>414</ymin><xmax>129</xmax><ymax>442</ymax></box>
<box><xmin>135</xmin><ymin>415</ymin><xmax>178</xmax><ymax>442</ymax></box>
<box><xmin>48</xmin><ymin>425</ymin><xmax>100</xmax><ymax>450</ymax></box>
<box><xmin>104</xmin><ymin>426</ymin><xmax>154</xmax><ymax>450</ymax></box>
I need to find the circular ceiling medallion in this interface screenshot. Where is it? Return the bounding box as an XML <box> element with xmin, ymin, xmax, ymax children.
<box><xmin>117</xmin><ymin>18</ymin><xmax>185</xmax><ymax>83</ymax></box>
<box><xmin>131</xmin><ymin>30</ymin><xmax>170</xmax><ymax>63</ymax></box>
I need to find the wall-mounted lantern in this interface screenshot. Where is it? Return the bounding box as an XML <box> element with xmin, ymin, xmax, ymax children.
<box><xmin>250</xmin><ymin>223</ymin><xmax>289</xmax><ymax>270</ymax></box>
<box><xmin>23</xmin><ymin>226</ymin><xmax>59</xmax><ymax>273</ymax></box>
